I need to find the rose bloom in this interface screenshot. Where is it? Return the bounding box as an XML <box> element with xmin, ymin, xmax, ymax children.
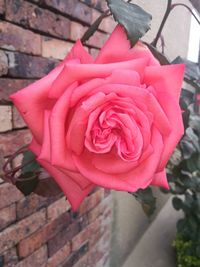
<box><xmin>11</xmin><ymin>25</ymin><xmax>184</xmax><ymax>210</ymax></box>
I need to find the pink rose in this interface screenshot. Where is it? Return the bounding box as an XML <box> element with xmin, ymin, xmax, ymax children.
<box><xmin>11</xmin><ymin>25</ymin><xmax>184</xmax><ymax>210</ymax></box>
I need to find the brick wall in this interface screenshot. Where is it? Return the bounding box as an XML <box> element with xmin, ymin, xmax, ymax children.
<box><xmin>0</xmin><ymin>1</ymin><xmax>115</xmax><ymax>266</ymax></box>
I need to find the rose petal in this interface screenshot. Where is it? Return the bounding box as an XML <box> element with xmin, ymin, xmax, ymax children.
<box><xmin>73</xmin><ymin>127</ymin><xmax>163</xmax><ymax>191</ymax></box>
<box><xmin>96</xmin><ymin>25</ymin><xmax>159</xmax><ymax>66</ymax></box>
<box><xmin>38</xmin><ymin>159</ymin><xmax>94</xmax><ymax>211</ymax></box>
<box><xmin>48</xmin><ymin>58</ymin><xmax>148</xmax><ymax>98</ymax></box>
<box><xmin>144</xmin><ymin>64</ymin><xmax>185</xmax><ymax>100</ymax></box>
<box><xmin>151</xmin><ymin>170</ymin><xmax>169</xmax><ymax>189</ymax></box>
<box><xmin>10</xmin><ymin>64</ymin><xmax>64</xmax><ymax>144</ymax></box>
<box><xmin>49</xmin><ymin>82</ymin><xmax>78</xmax><ymax>172</ymax></box>
<box><xmin>156</xmin><ymin>93</ymin><xmax>184</xmax><ymax>171</ymax></box>
<box><xmin>64</xmin><ymin>39</ymin><xmax>94</xmax><ymax>64</ymax></box>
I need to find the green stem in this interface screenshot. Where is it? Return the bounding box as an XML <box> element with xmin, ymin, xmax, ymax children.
<box><xmin>151</xmin><ymin>0</ymin><xmax>172</xmax><ymax>47</ymax></box>
<box><xmin>171</xmin><ymin>3</ymin><xmax>200</xmax><ymax>25</ymax></box>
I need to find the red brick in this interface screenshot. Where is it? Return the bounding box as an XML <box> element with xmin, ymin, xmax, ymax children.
<box><xmin>0</xmin><ymin>203</ymin><xmax>16</xmax><ymax>231</ymax></box>
<box><xmin>12</xmin><ymin>106</ymin><xmax>26</xmax><ymax>129</ymax></box>
<box><xmin>91</xmin><ymin>9</ymin><xmax>116</xmax><ymax>33</ymax></box>
<box><xmin>48</xmin><ymin>221</ymin><xmax>80</xmax><ymax>257</ymax></box>
<box><xmin>44</xmin><ymin>0</ymin><xmax>92</xmax><ymax>24</ymax></box>
<box><xmin>42</xmin><ymin>37</ymin><xmax>73</xmax><ymax>60</ymax></box>
<box><xmin>0</xmin><ymin>79</ymin><xmax>35</xmax><ymax>101</ymax></box>
<box><xmin>2</xmin><ymin>247</ymin><xmax>18</xmax><ymax>267</ymax></box>
<box><xmin>88</xmin><ymin>203</ymin><xmax>103</xmax><ymax>223</ymax></box>
<box><xmin>0</xmin><ymin>183</ymin><xmax>23</xmax><ymax>210</ymax></box>
<box><xmin>47</xmin><ymin>196</ymin><xmax>70</xmax><ymax>221</ymax></box>
<box><xmin>6</xmin><ymin>0</ymin><xmax>70</xmax><ymax>40</ymax></box>
<box><xmin>0</xmin><ymin>105</ymin><xmax>12</xmax><ymax>132</ymax></box>
<box><xmin>90</xmin><ymin>48</ymin><xmax>99</xmax><ymax>59</ymax></box>
<box><xmin>0</xmin><ymin>208</ymin><xmax>46</xmax><ymax>253</ymax></box>
<box><xmin>0</xmin><ymin>21</ymin><xmax>42</xmax><ymax>55</ymax></box>
<box><xmin>16</xmin><ymin>245</ymin><xmax>47</xmax><ymax>267</ymax></box>
<box><xmin>7</xmin><ymin>52</ymin><xmax>58</xmax><ymax>78</ymax></box>
<box><xmin>0</xmin><ymin>129</ymin><xmax>32</xmax><ymax>156</ymax></box>
<box><xmin>18</xmin><ymin>211</ymin><xmax>70</xmax><ymax>258</ymax></box>
<box><xmin>61</xmin><ymin>242</ymin><xmax>89</xmax><ymax>267</ymax></box>
<box><xmin>0</xmin><ymin>0</ymin><xmax>5</xmax><ymax>15</ymax></box>
<box><xmin>78</xmin><ymin>188</ymin><xmax>104</xmax><ymax>214</ymax></box>
<box><xmin>46</xmin><ymin>242</ymin><xmax>71</xmax><ymax>267</ymax></box>
<box><xmin>70</xmin><ymin>21</ymin><xmax>87</xmax><ymax>41</ymax></box>
<box><xmin>0</xmin><ymin>50</ymin><xmax>8</xmax><ymax>76</ymax></box>
<box><xmin>87</xmin><ymin>31</ymin><xmax>108</xmax><ymax>48</ymax></box>
<box><xmin>80</xmin><ymin>0</ymin><xmax>107</xmax><ymax>12</ymax></box>
<box><xmin>17</xmin><ymin>193</ymin><xmax>53</xmax><ymax>220</ymax></box>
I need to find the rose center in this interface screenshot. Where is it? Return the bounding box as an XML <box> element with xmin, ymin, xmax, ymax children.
<box><xmin>85</xmin><ymin>105</ymin><xmax>144</xmax><ymax>162</ymax></box>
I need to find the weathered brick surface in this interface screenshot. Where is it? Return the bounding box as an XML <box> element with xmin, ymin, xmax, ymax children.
<box><xmin>0</xmin><ymin>183</ymin><xmax>22</xmax><ymax>210</ymax></box>
<box><xmin>42</xmin><ymin>37</ymin><xmax>73</xmax><ymax>60</ymax></box>
<box><xmin>0</xmin><ymin>0</ymin><xmax>5</xmax><ymax>15</ymax></box>
<box><xmin>44</xmin><ymin>0</ymin><xmax>92</xmax><ymax>24</ymax></box>
<box><xmin>18</xmin><ymin>212</ymin><xmax>71</xmax><ymax>257</ymax></box>
<box><xmin>80</xmin><ymin>0</ymin><xmax>107</xmax><ymax>12</ymax></box>
<box><xmin>0</xmin><ymin>21</ymin><xmax>42</xmax><ymax>55</ymax></box>
<box><xmin>46</xmin><ymin>242</ymin><xmax>71</xmax><ymax>267</ymax></box>
<box><xmin>0</xmin><ymin>204</ymin><xmax>16</xmax><ymax>231</ymax></box>
<box><xmin>7</xmin><ymin>52</ymin><xmax>58</xmax><ymax>78</ymax></box>
<box><xmin>87</xmin><ymin>30</ymin><xmax>108</xmax><ymax>48</ymax></box>
<box><xmin>0</xmin><ymin>79</ymin><xmax>35</xmax><ymax>101</ymax></box>
<box><xmin>0</xmin><ymin>1</ymin><xmax>112</xmax><ymax>266</ymax></box>
<box><xmin>0</xmin><ymin>50</ymin><xmax>8</xmax><ymax>76</ymax></box>
<box><xmin>1</xmin><ymin>247</ymin><xmax>18</xmax><ymax>267</ymax></box>
<box><xmin>0</xmin><ymin>105</ymin><xmax>12</xmax><ymax>132</ymax></box>
<box><xmin>12</xmin><ymin>106</ymin><xmax>26</xmax><ymax>129</ymax></box>
<box><xmin>17</xmin><ymin>193</ymin><xmax>53</xmax><ymax>220</ymax></box>
<box><xmin>0</xmin><ymin>208</ymin><xmax>46</xmax><ymax>253</ymax></box>
<box><xmin>0</xmin><ymin>129</ymin><xmax>32</xmax><ymax>155</ymax></box>
<box><xmin>48</xmin><ymin>221</ymin><xmax>80</xmax><ymax>257</ymax></box>
<box><xmin>6</xmin><ymin>0</ymin><xmax>70</xmax><ymax>40</ymax></box>
<box><xmin>47</xmin><ymin>196</ymin><xmax>70</xmax><ymax>221</ymax></box>
<box><xmin>16</xmin><ymin>245</ymin><xmax>48</xmax><ymax>267</ymax></box>
<box><xmin>70</xmin><ymin>21</ymin><xmax>87</xmax><ymax>41</ymax></box>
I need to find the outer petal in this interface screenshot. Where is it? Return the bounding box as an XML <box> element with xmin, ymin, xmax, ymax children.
<box><xmin>10</xmin><ymin>64</ymin><xmax>64</xmax><ymax>144</ymax></box>
<box><xmin>144</xmin><ymin>64</ymin><xmax>185</xmax><ymax>100</ymax></box>
<box><xmin>48</xmin><ymin>58</ymin><xmax>148</xmax><ymax>98</ymax></box>
<box><xmin>49</xmin><ymin>82</ymin><xmax>78</xmax><ymax>172</ymax></box>
<box><xmin>63</xmin><ymin>39</ymin><xmax>94</xmax><ymax>64</ymax></box>
<box><xmin>38</xmin><ymin>159</ymin><xmax>94</xmax><ymax>211</ymax></box>
<box><xmin>38</xmin><ymin>110</ymin><xmax>91</xmax><ymax>190</ymax></box>
<box><xmin>150</xmin><ymin>170</ymin><xmax>169</xmax><ymax>189</ymax></box>
<box><xmin>96</xmin><ymin>24</ymin><xmax>159</xmax><ymax>66</ymax></box>
<box><xmin>156</xmin><ymin>93</ymin><xmax>184</xmax><ymax>171</ymax></box>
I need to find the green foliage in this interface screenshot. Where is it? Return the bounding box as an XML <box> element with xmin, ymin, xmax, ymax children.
<box><xmin>22</xmin><ymin>150</ymin><xmax>40</xmax><ymax>174</ymax></box>
<box><xmin>106</xmin><ymin>0</ymin><xmax>152</xmax><ymax>46</ymax></box>
<box><xmin>16</xmin><ymin>150</ymin><xmax>61</xmax><ymax>197</ymax></box>
<box><xmin>167</xmin><ymin>60</ymin><xmax>200</xmax><ymax>264</ymax></box>
<box><xmin>173</xmin><ymin>235</ymin><xmax>200</xmax><ymax>267</ymax></box>
<box><xmin>131</xmin><ymin>187</ymin><xmax>156</xmax><ymax>217</ymax></box>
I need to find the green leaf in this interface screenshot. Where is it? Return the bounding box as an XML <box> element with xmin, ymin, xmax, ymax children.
<box><xmin>16</xmin><ymin>172</ymin><xmax>39</xmax><ymax>196</ymax></box>
<box><xmin>172</xmin><ymin>56</ymin><xmax>200</xmax><ymax>83</ymax></box>
<box><xmin>132</xmin><ymin>187</ymin><xmax>156</xmax><ymax>217</ymax></box>
<box><xmin>22</xmin><ymin>150</ymin><xmax>40</xmax><ymax>174</ymax></box>
<box><xmin>106</xmin><ymin>0</ymin><xmax>152</xmax><ymax>46</ymax></box>
<box><xmin>173</xmin><ymin>197</ymin><xmax>183</xmax><ymax>210</ymax></box>
<box><xmin>34</xmin><ymin>170</ymin><xmax>62</xmax><ymax>197</ymax></box>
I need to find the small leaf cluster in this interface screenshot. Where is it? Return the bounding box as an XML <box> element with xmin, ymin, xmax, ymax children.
<box><xmin>167</xmin><ymin>59</ymin><xmax>200</xmax><ymax>262</ymax></box>
<box><xmin>173</xmin><ymin>235</ymin><xmax>200</xmax><ymax>267</ymax></box>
